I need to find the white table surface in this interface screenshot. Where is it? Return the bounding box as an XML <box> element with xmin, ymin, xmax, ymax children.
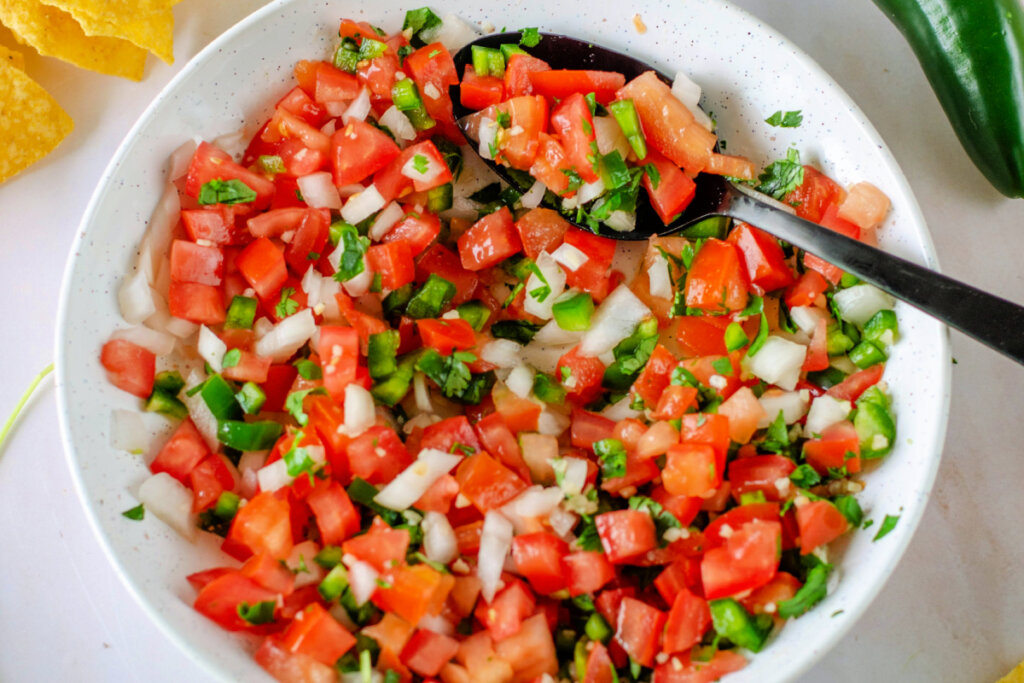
<box><xmin>1</xmin><ymin>0</ymin><xmax>1022</xmax><ymax>681</ymax></box>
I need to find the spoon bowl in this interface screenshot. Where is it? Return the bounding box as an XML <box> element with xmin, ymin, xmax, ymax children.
<box><xmin>451</xmin><ymin>31</ymin><xmax>1024</xmax><ymax>365</ymax></box>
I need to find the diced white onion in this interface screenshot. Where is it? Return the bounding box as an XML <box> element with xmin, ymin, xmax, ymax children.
<box><xmin>534</xmin><ymin>319</ymin><xmax>583</xmax><ymax>346</ymax></box>
<box><xmin>198</xmin><ymin>325</ymin><xmax>227</xmax><ymax>373</ymax></box>
<box><xmin>501</xmin><ymin>487</ymin><xmax>564</xmax><ymax>533</ymax></box>
<box><xmin>301</xmin><ymin>266</ymin><xmax>323</xmax><ymax>305</ymax></box>
<box><xmin>520</xmin><ymin>342</ymin><xmax>573</xmax><ymax>375</ymax></box>
<box><xmin>181</xmin><ymin>371</ymin><xmax>221</xmax><ymax>450</ymax></box>
<box><xmin>757</xmin><ymin>389</ymin><xmax>810</xmax><ymax>429</ymax></box>
<box><xmin>342</xmin><ymin>266</ymin><xmax>374</xmax><ymax>297</ymax></box>
<box><xmin>604</xmin><ymin>210</ymin><xmax>636</xmax><ymax>233</ymax></box>
<box><xmin>593</xmin><ymin>116</ymin><xmax>631</xmax><ymax>159</ymax></box>
<box><xmin>557</xmin><ymin>457</ymin><xmax>589</xmax><ymax>497</ymax></box>
<box><xmin>110</xmin><ymin>410</ymin><xmax>149</xmax><ymax>454</ymax></box>
<box><xmin>478</xmin><ymin>511</ymin><xmax>514</xmax><ymax>602</ymax></box>
<box><xmin>341</xmin><ymin>184</ymin><xmax>386</xmax><ymax>224</ymax></box>
<box><xmin>297</xmin><ymin>172</ymin><xmax>342</xmax><ymax>209</ymax></box>
<box><xmin>422</xmin><ymin>511</ymin><xmax>458</xmax><ymax>565</ymax></box>
<box><xmin>745</xmin><ymin>335</ymin><xmax>807</xmax><ymax>391</ymax></box>
<box><xmin>478</xmin><ymin>117</ymin><xmax>497</xmax><ymax>160</ymax></box>
<box><xmin>519</xmin><ymin>180</ymin><xmax>546</xmax><ymax>209</ymax></box>
<box><xmin>453</xmin><ymin>144</ymin><xmax>498</xmax><ymax>198</ymax></box>
<box><xmin>254</xmin><ymin>309</ymin><xmax>317</xmax><ymax>362</ymax></box>
<box><xmin>423</xmin><ymin>14</ymin><xmax>481</xmax><ymax>53</ymax></box>
<box><xmin>537</xmin><ymin>409</ymin><xmax>570</xmax><ymax>436</ymax></box>
<box><xmin>480</xmin><ymin>339</ymin><xmax>523</xmax><ymax>369</ymax></box>
<box><xmin>413</xmin><ymin>372</ymin><xmax>433</xmax><ymax>413</ymax></box>
<box><xmin>602</xmin><ymin>393</ymin><xmax>644</xmax><ymax>422</ymax></box>
<box><xmin>342</xmin><ymin>88</ymin><xmax>371</xmax><ymax>123</ymax></box>
<box><xmin>111</xmin><ymin>326</ymin><xmax>175</xmax><ymax>357</ymax></box>
<box><xmin>833</xmin><ymin>284</ymin><xmax>896</xmax><ymax>327</ymax></box>
<box><xmin>213</xmin><ymin>128</ymin><xmax>249</xmax><ymax>161</ymax></box>
<box><xmin>380</xmin><ymin>105</ymin><xmax>417</xmax><ymax>142</ymax></box>
<box><xmin>253</xmin><ymin>316</ymin><xmax>274</xmax><ymax>340</ymax></box>
<box><xmin>551</xmin><ymin>243</ymin><xmax>588</xmax><ymax>272</ymax></box>
<box><xmin>320</xmin><ymin>119</ymin><xmax>337</xmax><ymax>136</ymax></box>
<box><xmin>318</xmin><ymin>278</ymin><xmax>342</xmax><ymax>321</ymax></box>
<box><xmin>324</xmin><ymin>100</ymin><xmax>348</xmax><ymax>118</ymax></box>
<box><xmin>577</xmin><ymin>178</ymin><xmax>606</xmax><ymax>205</ymax></box>
<box><xmin>671</xmin><ymin>70</ymin><xmax>713</xmax><ymax>130</ymax></box>
<box><xmin>167</xmin><ymin>139</ymin><xmax>198</xmax><ymax>182</ymax></box>
<box><xmin>369</xmin><ymin>202</ymin><xmax>406</xmax><ymax>242</ymax></box>
<box><xmin>374</xmin><ymin>449</ymin><xmax>462</xmax><ymax>510</ymax></box>
<box><xmin>418</xmin><ymin>613</ymin><xmax>455</xmax><ymax>637</ymax></box>
<box><xmin>118</xmin><ymin>270</ymin><xmax>156</xmax><ymax>324</ymax></box>
<box><xmin>257</xmin><ymin>459</ymin><xmax>293</xmax><ymax>493</ymax></box>
<box><xmin>790</xmin><ymin>306</ymin><xmax>829</xmax><ymax>335</ymax></box>
<box><xmin>401</xmin><ymin>152</ymin><xmax>446</xmax><ymax>185</ymax></box>
<box><xmin>164</xmin><ymin>315</ymin><xmax>199</xmax><ymax>339</ymax></box>
<box><xmin>523</xmin><ymin>252</ymin><xmax>567</xmax><ymax>320</ymax></box>
<box><xmin>344</xmin><ymin>384</ymin><xmax>376</xmax><ymax>437</ymax></box>
<box><xmin>579</xmin><ymin>285</ymin><xmax>652</xmax><ymax>357</ymax></box>
<box><xmin>137</xmin><ymin>184</ymin><xmax>180</xmax><ymax>284</ymax></box>
<box><xmin>805</xmin><ymin>395</ymin><xmax>853</xmax><ymax>436</ymax></box>
<box><xmin>548</xmin><ymin>506</ymin><xmax>578</xmax><ymax>539</ymax></box>
<box><xmin>238</xmin><ymin>450</ymin><xmax>268</xmax><ymax>475</ymax></box>
<box><xmin>337</xmin><ymin>183</ymin><xmax>365</xmax><ymax>198</ymax></box>
<box><xmin>137</xmin><ymin>473</ymin><xmax>196</xmax><ymax>540</ymax></box>
<box><xmin>506</xmin><ymin>365</ymin><xmax>535</xmax><ymax>399</ymax></box>
<box><xmin>647</xmin><ymin>258</ymin><xmax>673</xmax><ymax>300</ymax></box>
<box><xmin>347</xmin><ymin>559</ymin><xmax>379</xmax><ymax>606</ymax></box>
<box><xmin>288</xmin><ymin>540</ymin><xmax>326</xmax><ymax>589</ymax></box>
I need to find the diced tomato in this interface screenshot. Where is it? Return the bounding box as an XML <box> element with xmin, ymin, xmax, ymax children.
<box><xmin>662</xmin><ymin>443</ymin><xmax>719</xmax><ymax>498</ymax></box>
<box><xmin>313</xmin><ymin>62</ymin><xmax>361</xmax><ymax>104</ymax></box>
<box><xmin>727</xmin><ymin>222</ymin><xmax>795</xmax><ymax>294</ymax></box>
<box><xmin>492</xmin><ymin>613</ymin><xmax>558</xmax><ymax>681</ymax></box>
<box><xmin>652</xmin><ymin>650</ymin><xmax>748</xmax><ymax>682</ymax></box>
<box><xmin>663</xmin><ymin>587</ymin><xmax>710</xmax><ymax>654</ymax></box>
<box><xmin>615</xmin><ymin>596</ymin><xmax>666</xmax><ymax>668</ymax></box>
<box><xmin>529</xmin><ymin>133</ymin><xmax>575</xmax><ymax>196</ymax></box>
<box><xmin>168</xmin><ymin>280</ymin><xmax>226</xmax><ymax>325</ymax></box>
<box><xmin>703</xmin><ymin>502</ymin><xmax>781</xmax><ymax>548</ymax></box>
<box><xmin>404</xmin><ymin>42</ymin><xmax>461</xmax><ymax>142</ymax></box>
<box><xmin>570</xmin><ymin>408</ymin><xmax>616</xmax><ymax>450</ymax></box>
<box><xmin>700</xmin><ymin>519</ymin><xmax>781</xmax><ymax>600</ymax></box>
<box><xmin>306</xmin><ymin>480</ymin><xmax>360</xmax><ymax>546</ymax></box>
<box><xmin>680</xmin><ymin>412</ymin><xmax>732</xmax><ymax>466</ymax></box>
<box><xmin>641</xmin><ymin>148</ymin><xmax>697</xmax><ymax>224</ymax></box>
<box><xmin>838</xmin><ymin>181</ymin><xmax>891</xmax><ymax>231</ymax></box>
<box><xmin>650</xmin><ymin>486</ymin><xmax>703</xmax><ymax>528</ymax></box>
<box><xmin>383</xmin><ymin>211</ymin><xmax>441</xmax><ymax>256</ymax></box>
<box><xmin>236</xmin><ymin>237</ymin><xmax>288</xmax><ymax>300</ymax></box>
<box><xmin>343</xmin><ymin>519</ymin><xmax>410</xmax><ymax>571</ymax></box>
<box><xmin>704</xmin><ymin>152</ymin><xmax>756</xmax><ymax>180</ymax></box>
<box><xmin>331</xmin><ymin>119</ymin><xmax>401</xmax><ymax>186</ymax></box>
<box><xmin>367</xmin><ymin>240</ymin><xmax>415</xmax><ymax>290</ymax></box>
<box><xmin>373</xmin><ymin>563</ymin><xmax>454</xmax><ymax>626</ymax></box>
<box><xmin>550</xmin><ymin>92</ymin><xmax>600</xmax><ymax>182</ymax></box>
<box><xmin>188</xmin><ymin>454</ymin><xmax>235</xmax><ymax>512</ymax></box>
<box><xmin>401</xmin><ymin>629</ymin><xmax>460</xmax><ymax>677</ymax></box>
<box><xmin>261</xmin><ymin>364</ymin><xmax>299</xmax><ymax>412</ymax></box>
<box><xmin>803</xmin><ymin>420</ymin><xmax>862</xmax><ymax>475</ymax></box>
<box><xmin>514</xmin><ymin>208</ymin><xmax>570</xmax><ymax>260</ymax></box>
<box><xmin>473</xmin><ymin>411</ymin><xmax>530</xmax><ymax>480</ymax></box>
<box><xmin>616</xmin><ymin>72</ymin><xmax>716</xmax><ymax>174</ymax></box>
<box><xmin>240</xmin><ymin>552</ymin><xmax>296</xmax><ymax>596</ymax></box>
<box><xmin>181</xmin><ymin>207</ymin><xmax>251</xmax><ymax>246</ymax></box>
<box><xmin>100</xmin><ymin>339</ymin><xmax>155</xmax><ymax>398</ymax></box>
<box><xmin>420</xmin><ymin>415</ymin><xmax>481</xmax><ymax>455</ymax></box>
<box><xmin>595</xmin><ymin>510</ymin><xmax>657</xmax><ymax>563</ymax></box>
<box><xmin>151</xmin><ymin>418</ymin><xmax>211</xmax><ymax>482</ymax></box>
<box><xmin>475</xmin><ymin>579</ymin><xmax>535</xmax><ymax>640</ymax></box>
<box><xmin>562</xmin><ymin>551</ymin><xmax>616</xmax><ymax>597</ymax></box>
<box><xmin>529</xmin><ymin>69</ymin><xmax>625</xmax><ymax>105</ymax></box>
<box><xmin>564</xmin><ymin>227</ymin><xmax>616</xmax><ymax>267</ymax></box>
<box><xmin>556</xmin><ymin>346</ymin><xmax>606</xmax><ymax>405</ymax></box>
<box><xmin>628</xmin><ymin>343</ymin><xmax>677</xmax><ymax>407</ymax></box>
<box><xmin>227</xmin><ymin>490</ymin><xmax>293</xmax><ymax>560</ymax></box>
<box><xmin>317</xmin><ymin>325</ymin><xmax>359</xmax><ymax>401</ymax></box>
<box><xmin>583</xmin><ymin>641</ymin><xmax>615</xmax><ymax>683</ymax></box>
<box><xmin>684</xmin><ymin>238</ymin><xmax>749</xmax><ymax>312</ymax></box>
<box><xmin>492</xmin><ymin>384</ymin><xmax>542</xmax><ymax>435</ymax></box>
<box><xmin>347</xmin><ymin>426</ymin><xmax>412</xmax><ymax>485</ymax></box>
<box><xmin>279</xmin><ymin>603</ymin><xmax>356</xmax><ymax>667</ymax></box>
<box><xmin>652</xmin><ymin>385</ymin><xmax>699</xmax><ymax>421</ymax></box>
<box><xmin>503</xmin><ymin>53</ymin><xmax>551</xmax><ymax>97</ymax></box>
<box><xmin>414</xmin><ymin>474</ymin><xmax>459</xmax><ymax>513</ymax></box>
<box><xmin>194</xmin><ymin>571</ymin><xmax>280</xmax><ymax>632</ymax></box>
<box><xmin>170</xmin><ymin>239</ymin><xmax>224</xmax><ymax>286</ymax></box>
<box><xmin>186</xmin><ymin>141</ymin><xmax>276</xmax><ymax>210</ymax></box>
<box><xmin>728</xmin><ymin>455</ymin><xmax>796</xmax><ymax>503</ymax></box>
<box><xmin>415</xmin><ymin>244</ymin><xmax>479</xmax><ymax>306</ymax></box>
<box><xmin>784</xmin><ymin>270</ymin><xmax>829</xmax><ymax>310</ymax></box>
<box><xmin>742</xmin><ymin>571</ymin><xmax>802</xmax><ymax>615</ymax></box>
<box><xmin>263</xmin><ymin>108</ymin><xmax>331</xmax><ymax>153</ymax></box>
<box><xmin>222</xmin><ymin>350</ymin><xmax>272</xmax><ymax>384</ymax></box>
<box><xmin>826</xmin><ymin>364</ymin><xmax>885</xmax><ymax>401</ymax></box>
<box><xmin>455</xmin><ymin>452</ymin><xmax>528</xmax><ymax>512</ymax></box>
<box><xmin>416</xmin><ymin>318</ymin><xmax>476</xmax><ymax>355</ymax></box>
<box><xmin>276</xmin><ymin>83</ymin><xmax>328</xmax><ymax>126</ymax></box>
<box><xmin>494</xmin><ymin>95</ymin><xmax>548</xmax><ymax>169</ymax></box>
<box><xmin>284</xmin><ymin>208</ymin><xmax>330</xmax><ymax>275</ymax></box>
<box><xmin>512</xmin><ymin>532</ymin><xmax>569</xmax><ymax>595</ymax></box>
<box><xmin>784</xmin><ymin>166</ymin><xmax>845</xmax><ymax>223</ymax></box>
<box><xmin>653</xmin><ymin>557</ymin><xmax>702</xmax><ymax>605</ymax></box>
<box><xmin>460</xmin><ymin>65</ymin><xmax>504</xmax><ymax>110</ymax></box>
<box><xmin>457</xmin><ymin>206</ymin><xmax>522</xmax><ymax>271</ymax></box>
<box><xmin>796</xmin><ymin>500</ymin><xmax>850</xmax><ymax>554</ymax></box>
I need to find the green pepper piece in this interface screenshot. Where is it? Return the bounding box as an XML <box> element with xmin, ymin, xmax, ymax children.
<box><xmin>406</xmin><ymin>274</ymin><xmax>456</xmax><ymax>319</ymax></box>
<box><xmin>709</xmin><ymin>598</ymin><xmax>773</xmax><ymax>652</ymax></box>
<box><xmin>153</xmin><ymin>370</ymin><xmax>185</xmax><ymax>395</ymax></box>
<box><xmin>368</xmin><ymin>330</ymin><xmax>401</xmax><ymax>379</ymax></box>
<box><xmin>201</xmin><ymin>374</ymin><xmax>243</xmax><ymax>421</ymax></box>
<box><xmin>608</xmin><ymin>99</ymin><xmax>647</xmax><ymax>159</ymax></box>
<box><xmin>872</xmin><ymin>0</ymin><xmax>1024</xmax><ymax>197</ymax></box>
<box><xmin>854</xmin><ymin>385</ymin><xmax>896</xmax><ymax>459</ymax></box>
<box><xmin>370</xmin><ymin>354</ymin><xmax>417</xmax><ymax>406</ymax></box>
<box><xmin>532</xmin><ymin>372</ymin><xmax>567</xmax><ymax>404</ymax></box>
<box><xmin>216</xmin><ymin>420</ymin><xmax>283</xmax><ymax>451</ymax></box>
<box><xmin>382</xmin><ymin>282</ymin><xmax>416</xmax><ymax>320</ymax></box>
<box><xmin>145</xmin><ymin>388</ymin><xmax>188</xmax><ymax>420</ymax></box>
<box><xmin>499</xmin><ymin>43</ymin><xmax>528</xmax><ymax>62</ymax></box>
<box><xmin>457</xmin><ymin>300</ymin><xmax>491</xmax><ymax>331</ymax></box>
<box><xmin>471</xmin><ymin>45</ymin><xmax>505</xmax><ymax>77</ymax></box>
<box><xmin>552</xmin><ymin>291</ymin><xmax>595</xmax><ymax>331</ymax></box>
<box><xmin>235</xmin><ymin>382</ymin><xmax>266</xmax><ymax>415</ymax></box>
<box><xmin>318</xmin><ymin>565</ymin><xmax>349</xmax><ymax>602</ymax></box>
<box><xmin>584</xmin><ymin>613</ymin><xmax>613</xmax><ymax>643</ymax></box>
<box><xmin>848</xmin><ymin>340</ymin><xmax>887</xmax><ymax>369</ymax></box>
<box><xmin>225</xmin><ymin>296</ymin><xmax>258</xmax><ymax>330</ymax></box>
<box><xmin>862</xmin><ymin>309</ymin><xmax>899</xmax><ymax>347</ymax></box>
<box><xmin>426</xmin><ymin>182</ymin><xmax>453</xmax><ymax>213</ymax></box>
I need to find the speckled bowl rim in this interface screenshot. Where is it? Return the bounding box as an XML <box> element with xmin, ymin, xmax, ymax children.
<box><xmin>54</xmin><ymin>1</ymin><xmax>951</xmax><ymax>681</ymax></box>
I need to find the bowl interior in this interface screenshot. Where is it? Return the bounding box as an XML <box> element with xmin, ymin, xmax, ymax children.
<box><xmin>56</xmin><ymin>0</ymin><xmax>950</xmax><ymax>680</ymax></box>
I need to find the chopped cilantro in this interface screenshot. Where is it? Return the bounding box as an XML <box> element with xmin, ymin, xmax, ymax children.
<box><xmin>294</xmin><ymin>358</ymin><xmax>322</xmax><ymax>380</ymax></box>
<box><xmin>519</xmin><ymin>27</ymin><xmax>541</xmax><ymax>47</ymax></box>
<box><xmin>789</xmin><ymin>463</ymin><xmax>821</xmax><ymax>488</ymax></box>
<box><xmin>594</xmin><ymin>438</ymin><xmax>627</xmax><ymax>479</ymax></box>
<box><xmin>237</xmin><ymin>600</ymin><xmax>276</xmax><ymax>625</ymax></box>
<box><xmin>121</xmin><ymin>503</ymin><xmax>145</xmax><ymax>521</ymax></box>
<box><xmin>197</xmin><ymin>178</ymin><xmax>257</xmax><ymax>205</ymax></box>
<box><xmin>711</xmin><ymin>357</ymin><xmax>733</xmax><ymax>376</ymax></box>
<box><xmin>221</xmin><ymin>348</ymin><xmax>241</xmax><ymax>368</ymax></box>
<box><xmin>834</xmin><ymin>495</ymin><xmax>863</xmax><ymax>527</ymax></box>
<box><xmin>412</xmin><ymin>153</ymin><xmax>429</xmax><ymax>175</ymax></box>
<box><xmin>332</xmin><ymin>223</ymin><xmax>369</xmax><ymax>283</ymax></box>
<box><xmin>873</xmin><ymin>514</ymin><xmax>900</xmax><ymax>541</ymax></box>
<box><xmin>777</xmin><ymin>557</ymin><xmax>831</xmax><ymax>618</ymax></box>
<box><xmin>755</xmin><ymin>148</ymin><xmax>805</xmax><ymax>200</ymax></box>
<box><xmin>765</xmin><ymin>110</ymin><xmax>804</xmax><ymax>128</ymax></box>
<box><xmin>274</xmin><ymin>287</ymin><xmax>299</xmax><ymax>319</ymax></box>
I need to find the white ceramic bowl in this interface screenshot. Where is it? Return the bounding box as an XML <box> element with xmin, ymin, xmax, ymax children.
<box><xmin>56</xmin><ymin>0</ymin><xmax>951</xmax><ymax>681</ymax></box>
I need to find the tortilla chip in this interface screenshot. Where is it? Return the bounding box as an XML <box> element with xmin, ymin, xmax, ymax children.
<box><xmin>39</xmin><ymin>0</ymin><xmax>176</xmax><ymax>64</ymax></box>
<box><xmin>0</xmin><ymin>43</ymin><xmax>24</xmax><ymax>70</ymax></box>
<box><xmin>998</xmin><ymin>660</ymin><xmax>1024</xmax><ymax>683</ymax></box>
<box><xmin>0</xmin><ymin>59</ymin><xmax>74</xmax><ymax>183</ymax></box>
<box><xmin>0</xmin><ymin>0</ymin><xmax>147</xmax><ymax>80</ymax></box>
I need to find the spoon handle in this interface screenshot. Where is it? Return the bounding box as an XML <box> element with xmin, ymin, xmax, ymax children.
<box><xmin>726</xmin><ymin>190</ymin><xmax>1024</xmax><ymax>364</ymax></box>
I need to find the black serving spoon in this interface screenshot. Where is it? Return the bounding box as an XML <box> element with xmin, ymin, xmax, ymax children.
<box><xmin>450</xmin><ymin>31</ymin><xmax>1024</xmax><ymax>365</ymax></box>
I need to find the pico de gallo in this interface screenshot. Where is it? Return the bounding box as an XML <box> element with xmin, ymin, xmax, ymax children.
<box><xmin>101</xmin><ymin>8</ymin><xmax>901</xmax><ymax>683</ymax></box>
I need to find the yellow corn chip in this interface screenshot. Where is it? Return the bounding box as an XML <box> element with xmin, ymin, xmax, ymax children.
<box><xmin>0</xmin><ymin>0</ymin><xmax>147</xmax><ymax>80</ymax></box>
<box><xmin>998</xmin><ymin>660</ymin><xmax>1024</xmax><ymax>683</ymax></box>
<box><xmin>0</xmin><ymin>58</ymin><xmax>74</xmax><ymax>183</ymax></box>
<box><xmin>39</xmin><ymin>0</ymin><xmax>176</xmax><ymax>64</ymax></box>
<box><xmin>0</xmin><ymin>43</ymin><xmax>24</xmax><ymax>71</ymax></box>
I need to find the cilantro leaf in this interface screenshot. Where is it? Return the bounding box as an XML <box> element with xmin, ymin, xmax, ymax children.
<box><xmin>284</xmin><ymin>387</ymin><xmax>326</xmax><ymax>426</ymax></box>
<box><xmin>121</xmin><ymin>503</ymin><xmax>145</xmax><ymax>520</ymax></box>
<box><xmin>284</xmin><ymin>439</ymin><xmax>316</xmax><ymax>479</ymax></box>
<box><xmin>789</xmin><ymin>463</ymin><xmax>821</xmax><ymax>488</ymax></box>
<box><xmin>629</xmin><ymin>496</ymin><xmax>682</xmax><ymax>544</ymax></box>
<box><xmin>593</xmin><ymin>438</ymin><xmax>627</xmax><ymax>479</ymax></box>
<box><xmin>765</xmin><ymin>110</ymin><xmax>804</xmax><ymax>128</ymax></box>
<box><xmin>873</xmin><ymin>514</ymin><xmax>900</xmax><ymax>541</ymax></box>
<box><xmin>275</xmin><ymin>287</ymin><xmax>299</xmax><ymax>319</ymax></box>
<box><xmin>576</xmin><ymin>515</ymin><xmax>603</xmax><ymax>551</ymax></box>
<box><xmin>755</xmin><ymin>148</ymin><xmax>805</xmax><ymax>200</ymax></box>
<box><xmin>412</xmin><ymin>153</ymin><xmax>429</xmax><ymax>175</ymax></box>
<box><xmin>294</xmin><ymin>358</ymin><xmax>322</xmax><ymax>380</ymax></box>
<box><xmin>777</xmin><ymin>559</ymin><xmax>831</xmax><ymax>618</ymax></box>
<box><xmin>222</xmin><ymin>348</ymin><xmax>241</xmax><ymax>368</ymax></box>
<box><xmin>332</xmin><ymin>223</ymin><xmax>369</xmax><ymax>283</ymax></box>
<box><xmin>519</xmin><ymin>27</ymin><xmax>541</xmax><ymax>47</ymax></box>
<box><xmin>490</xmin><ymin>319</ymin><xmax>541</xmax><ymax>344</ymax></box>
<box><xmin>834</xmin><ymin>495</ymin><xmax>863</xmax><ymax>527</ymax></box>
<box><xmin>198</xmin><ymin>179</ymin><xmax>257</xmax><ymax>205</ymax></box>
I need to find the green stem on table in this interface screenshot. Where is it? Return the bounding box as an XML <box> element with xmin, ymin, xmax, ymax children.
<box><xmin>0</xmin><ymin>362</ymin><xmax>54</xmax><ymax>450</ymax></box>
